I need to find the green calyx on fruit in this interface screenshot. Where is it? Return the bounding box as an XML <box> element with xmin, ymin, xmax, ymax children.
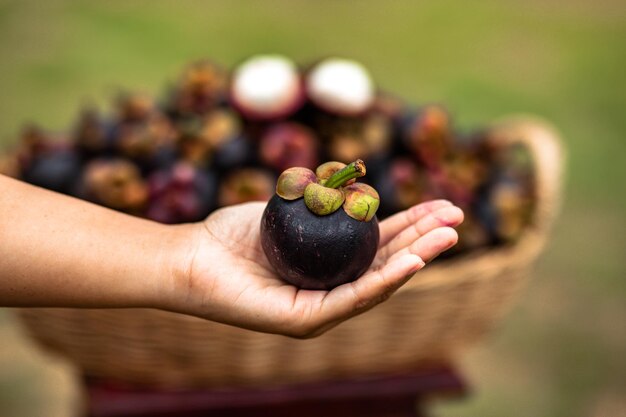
<box><xmin>343</xmin><ymin>183</ymin><xmax>380</xmax><ymax>221</ymax></box>
<box><xmin>274</xmin><ymin>159</ymin><xmax>380</xmax><ymax>221</ymax></box>
<box><xmin>304</xmin><ymin>182</ymin><xmax>345</xmax><ymax>215</ymax></box>
<box><xmin>276</xmin><ymin>167</ymin><xmax>317</xmax><ymax>200</ymax></box>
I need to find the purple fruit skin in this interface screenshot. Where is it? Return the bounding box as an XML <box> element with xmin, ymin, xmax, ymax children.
<box><xmin>261</xmin><ymin>194</ymin><xmax>379</xmax><ymax>290</ymax></box>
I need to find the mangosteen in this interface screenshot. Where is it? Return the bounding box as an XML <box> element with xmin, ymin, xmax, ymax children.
<box><xmin>324</xmin><ymin>112</ymin><xmax>393</xmax><ymax>164</ymax></box>
<box><xmin>80</xmin><ymin>158</ymin><xmax>148</xmax><ymax>214</ymax></box>
<box><xmin>229</xmin><ymin>55</ymin><xmax>305</xmax><ymax>121</ymax></box>
<box><xmin>201</xmin><ymin>110</ymin><xmax>257</xmax><ymax>171</ymax></box>
<box><xmin>372</xmin><ymin>157</ymin><xmax>424</xmax><ymax>218</ymax></box>
<box><xmin>434</xmin><ymin>153</ymin><xmax>489</xmax><ymax>207</ymax></box>
<box><xmin>114</xmin><ymin>113</ymin><xmax>177</xmax><ymax>171</ymax></box>
<box><xmin>305</xmin><ymin>58</ymin><xmax>375</xmax><ymax>116</ymax></box>
<box><xmin>212</xmin><ymin>134</ymin><xmax>256</xmax><ymax>173</ymax></box>
<box><xmin>218</xmin><ymin>168</ymin><xmax>275</xmax><ymax>207</ymax></box>
<box><xmin>176</xmin><ymin>109</ymin><xmax>243</xmax><ymax>168</ymax></box>
<box><xmin>259</xmin><ymin>122</ymin><xmax>319</xmax><ymax>172</ymax></box>
<box><xmin>74</xmin><ymin>107</ymin><xmax>114</xmax><ymax>157</ymax></box>
<box><xmin>201</xmin><ymin>109</ymin><xmax>242</xmax><ymax>149</ymax></box>
<box><xmin>146</xmin><ymin>162</ymin><xmax>217</xmax><ymax>223</ymax></box>
<box><xmin>168</xmin><ymin>60</ymin><xmax>228</xmax><ymax>117</ymax></box>
<box><xmin>327</xmin><ymin>134</ymin><xmax>368</xmax><ymax>164</ymax></box>
<box><xmin>487</xmin><ymin>173</ymin><xmax>534</xmax><ymax>244</ymax></box>
<box><xmin>403</xmin><ymin>105</ymin><xmax>454</xmax><ymax>169</ymax></box>
<box><xmin>115</xmin><ymin>92</ymin><xmax>154</xmax><ymax>123</ymax></box>
<box><xmin>22</xmin><ymin>145</ymin><xmax>83</xmax><ymax>196</ymax></box>
<box><xmin>175</xmin><ymin>116</ymin><xmax>213</xmax><ymax>165</ymax></box>
<box><xmin>260</xmin><ymin>159</ymin><xmax>380</xmax><ymax>290</ymax></box>
<box><xmin>15</xmin><ymin>124</ymin><xmax>52</xmax><ymax>170</ymax></box>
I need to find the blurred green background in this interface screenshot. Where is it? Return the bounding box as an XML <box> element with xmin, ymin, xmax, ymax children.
<box><xmin>0</xmin><ymin>1</ymin><xmax>624</xmax><ymax>416</ymax></box>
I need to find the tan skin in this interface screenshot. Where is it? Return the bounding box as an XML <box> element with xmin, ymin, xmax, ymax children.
<box><xmin>0</xmin><ymin>174</ymin><xmax>463</xmax><ymax>338</ymax></box>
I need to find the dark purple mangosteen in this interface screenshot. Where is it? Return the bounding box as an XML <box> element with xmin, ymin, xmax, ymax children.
<box><xmin>433</xmin><ymin>153</ymin><xmax>489</xmax><ymax>207</ymax></box>
<box><xmin>168</xmin><ymin>60</ymin><xmax>228</xmax><ymax>117</ymax></box>
<box><xmin>372</xmin><ymin>157</ymin><xmax>424</xmax><ymax>218</ymax></box>
<box><xmin>218</xmin><ymin>168</ymin><xmax>275</xmax><ymax>207</ymax></box>
<box><xmin>324</xmin><ymin>113</ymin><xmax>392</xmax><ymax>165</ymax></box>
<box><xmin>114</xmin><ymin>113</ymin><xmax>177</xmax><ymax>172</ymax></box>
<box><xmin>80</xmin><ymin>158</ymin><xmax>148</xmax><ymax>214</ymax></box>
<box><xmin>212</xmin><ymin>134</ymin><xmax>256</xmax><ymax>172</ymax></box>
<box><xmin>15</xmin><ymin>124</ymin><xmax>53</xmax><ymax>170</ymax></box>
<box><xmin>327</xmin><ymin>134</ymin><xmax>367</xmax><ymax>164</ymax></box>
<box><xmin>199</xmin><ymin>109</ymin><xmax>256</xmax><ymax>172</ymax></box>
<box><xmin>176</xmin><ymin>109</ymin><xmax>242</xmax><ymax>168</ymax></box>
<box><xmin>17</xmin><ymin>126</ymin><xmax>83</xmax><ymax>196</ymax></box>
<box><xmin>115</xmin><ymin>92</ymin><xmax>154</xmax><ymax>124</ymax></box>
<box><xmin>259</xmin><ymin>122</ymin><xmax>319</xmax><ymax>172</ymax></box>
<box><xmin>147</xmin><ymin>162</ymin><xmax>217</xmax><ymax>224</ymax></box>
<box><xmin>74</xmin><ymin>107</ymin><xmax>114</xmax><ymax>157</ymax></box>
<box><xmin>22</xmin><ymin>147</ymin><xmax>83</xmax><ymax>196</ymax></box>
<box><xmin>403</xmin><ymin>105</ymin><xmax>454</xmax><ymax>169</ymax></box>
<box><xmin>487</xmin><ymin>172</ymin><xmax>534</xmax><ymax>244</ymax></box>
<box><xmin>260</xmin><ymin>159</ymin><xmax>380</xmax><ymax>290</ymax></box>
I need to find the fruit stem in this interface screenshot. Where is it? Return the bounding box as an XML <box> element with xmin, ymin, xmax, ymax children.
<box><xmin>324</xmin><ymin>159</ymin><xmax>366</xmax><ymax>189</ymax></box>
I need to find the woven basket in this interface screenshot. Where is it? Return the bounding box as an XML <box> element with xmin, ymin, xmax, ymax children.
<box><xmin>18</xmin><ymin>115</ymin><xmax>564</xmax><ymax>389</ymax></box>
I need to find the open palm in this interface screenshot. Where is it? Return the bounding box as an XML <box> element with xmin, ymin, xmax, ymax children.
<box><xmin>180</xmin><ymin>199</ymin><xmax>463</xmax><ymax>337</ymax></box>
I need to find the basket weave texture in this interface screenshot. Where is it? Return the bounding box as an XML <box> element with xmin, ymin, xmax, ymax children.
<box><xmin>18</xmin><ymin>115</ymin><xmax>564</xmax><ymax>388</ymax></box>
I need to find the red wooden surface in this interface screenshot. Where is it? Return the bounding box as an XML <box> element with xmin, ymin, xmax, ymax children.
<box><xmin>85</xmin><ymin>365</ymin><xmax>467</xmax><ymax>417</ymax></box>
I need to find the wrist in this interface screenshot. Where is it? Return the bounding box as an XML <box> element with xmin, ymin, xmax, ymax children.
<box><xmin>153</xmin><ymin>222</ymin><xmax>206</xmax><ymax>313</ymax></box>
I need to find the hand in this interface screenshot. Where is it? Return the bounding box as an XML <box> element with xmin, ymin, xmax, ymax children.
<box><xmin>169</xmin><ymin>199</ymin><xmax>463</xmax><ymax>338</ymax></box>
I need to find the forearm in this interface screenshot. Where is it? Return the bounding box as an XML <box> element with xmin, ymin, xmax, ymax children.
<box><xmin>0</xmin><ymin>175</ymin><xmax>189</xmax><ymax>308</ymax></box>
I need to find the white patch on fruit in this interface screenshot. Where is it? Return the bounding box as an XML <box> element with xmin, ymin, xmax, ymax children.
<box><xmin>307</xmin><ymin>58</ymin><xmax>374</xmax><ymax>114</ymax></box>
<box><xmin>232</xmin><ymin>55</ymin><xmax>301</xmax><ymax>117</ymax></box>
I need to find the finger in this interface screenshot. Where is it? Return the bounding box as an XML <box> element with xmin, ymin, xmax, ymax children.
<box><xmin>380</xmin><ymin>205</ymin><xmax>464</xmax><ymax>260</ymax></box>
<box><xmin>388</xmin><ymin>226</ymin><xmax>458</xmax><ymax>265</ymax></box>
<box><xmin>317</xmin><ymin>254</ymin><xmax>425</xmax><ymax>326</ymax></box>
<box><xmin>378</xmin><ymin>200</ymin><xmax>452</xmax><ymax>247</ymax></box>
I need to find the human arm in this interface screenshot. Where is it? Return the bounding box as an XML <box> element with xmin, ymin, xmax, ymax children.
<box><xmin>0</xmin><ymin>174</ymin><xmax>183</xmax><ymax>308</ymax></box>
<box><xmin>0</xmin><ymin>174</ymin><xmax>463</xmax><ymax>337</ymax></box>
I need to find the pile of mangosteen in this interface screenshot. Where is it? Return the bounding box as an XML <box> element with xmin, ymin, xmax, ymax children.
<box><xmin>0</xmin><ymin>55</ymin><xmax>536</xmax><ymax>272</ymax></box>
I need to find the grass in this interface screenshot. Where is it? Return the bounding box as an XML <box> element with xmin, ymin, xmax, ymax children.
<box><xmin>0</xmin><ymin>1</ymin><xmax>624</xmax><ymax>416</ymax></box>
